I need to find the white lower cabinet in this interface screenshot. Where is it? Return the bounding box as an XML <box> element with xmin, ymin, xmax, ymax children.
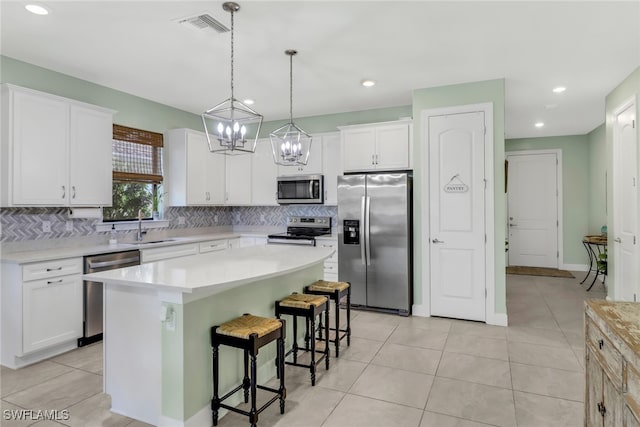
<box><xmin>199</xmin><ymin>240</ymin><xmax>229</xmax><ymax>253</ymax></box>
<box><xmin>229</xmin><ymin>236</ymin><xmax>266</xmax><ymax>249</ymax></box>
<box><xmin>317</xmin><ymin>238</ymin><xmax>338</xmax><ymax>281</ymax></box>
<box><xmin>141</xmin><ymin>243</ymin><xmax>199</xmax><ymax>263</ymax></box>
<box><xmin>1</xmin><ymin>257</ymin><xmax>83</xmax><ymax>368</ymax></box>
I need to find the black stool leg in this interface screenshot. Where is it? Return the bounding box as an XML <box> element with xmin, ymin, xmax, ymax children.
<box><xmin>334</xmin><ymin>290</ymin><xmax>341</xmax><ymax>357</ymax></box>
<box><xmin>249</xmin><ymin>352</ymin><xmax>258</xmax><ymax>427</ymax></box>
<box><xmin>309</xmin><ymin>313</ymin><xmax>316</xmax><ymax>386</ymax></box>
<box><xmin>292</xmin><ymin>315</ymin><xmax>298</xmax><ymax>364</ymax></box>
<box><xmin>346</xmin><ymin>287</ymin><xmax>351</xmax><ymax>346</ymax></box>
<box><xmin>211</xmin><ymin>343</ymin><xmax>220</xmax><ymax>426</ymax></box>
<box><xmin>242</xmin><ymin>349</ymin><xmax>250</xmax><ymax>403</ymax></box>
<box><xmin>324</xmin><ymin>304</ymin><xmax>330</xmax><ymax>370</ymax></box>
<box><xmin>278</xmin><ymin>333</ymin><xmax>286</xmax><ymax>414</ymax></box>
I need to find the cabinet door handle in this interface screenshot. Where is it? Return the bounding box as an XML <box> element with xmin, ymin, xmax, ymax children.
<box><xmin>375</xmin><ymin>154</ymin><xmax>379</xmax><ymax>164</ymax></box>
<box><xmin>47</xmin><ymin>279</ymin><xmax>64</xmax><ymax>285</ymax></box>
<box><xmin>597</xmin><ymin>402</ymin><xmax>606</xmax><ymax>416</ymax></box>
<box><xmin>598</xmin><ymin>339</ymin><xmax>604</xmax><ymax>350</ymax></box>
<box><xmin>72</xmin><ymin>186</ymin><xmax>76</xmax><ymax>199</ymax></box>
<box><xmin>62</xmin><ymin>185</ymin><xmax>66</xmax><ymax>199</ymax></box>
<box><xmin>46</xmin><ymin>267</ymin><xmax>63</xmax><ymax>272</ymax></box>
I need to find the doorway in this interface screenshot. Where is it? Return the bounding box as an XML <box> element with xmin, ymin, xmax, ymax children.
<box><xmin>506</xmin><ymin>150</ymin><xmax>562</xmax><ymax>268</ymax></box>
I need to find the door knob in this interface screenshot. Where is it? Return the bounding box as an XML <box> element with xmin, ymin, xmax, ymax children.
<box><xmin>432</xmin><ymin>238</ymin><xmax>445</xmax><ymax>244</ymax></box>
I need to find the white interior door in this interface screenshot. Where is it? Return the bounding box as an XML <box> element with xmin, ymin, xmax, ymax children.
<box><xmin>429</xmin><ymin>112</ymin><xmax>486</xmax><ymax>321</ymax></box>
<box><xmin>613</xmin><ymin>99</ymin><xmax>638</xmax><ymax>301</ymax></box>
<box><xmin>507</xmin><ymin>152</ymin><xmax>559</xmax><ymax>268</ymax></box>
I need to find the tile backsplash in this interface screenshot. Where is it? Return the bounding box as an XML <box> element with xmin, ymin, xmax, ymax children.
<box><xmin>0</xmin><ymin>205</ymin><xmax>337</xmax><ymax>242</ymax></box>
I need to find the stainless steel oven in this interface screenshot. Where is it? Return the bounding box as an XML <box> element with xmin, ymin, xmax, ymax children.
<box><xmin>276</xmin><ymin>174</ymin><xmax>324</xmax><ymax>204</ymax></box>
<box><xmin>267</xmin><ymin>216</ymin><xmax>331</xmax><ymax>245</ymax></box>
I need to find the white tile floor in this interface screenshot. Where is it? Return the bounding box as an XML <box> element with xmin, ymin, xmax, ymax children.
<box><xmin>1</xmin><ymin>272</ymin><xmax>606</xmax><ymax>427</ymax></box>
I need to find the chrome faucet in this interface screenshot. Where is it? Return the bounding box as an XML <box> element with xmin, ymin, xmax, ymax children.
<box><xmin>136</xmin><ymin>209</ymin><xmax>146</xmax><ymax>241</ymax></box>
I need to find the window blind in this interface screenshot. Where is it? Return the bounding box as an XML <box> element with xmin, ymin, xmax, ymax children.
<box><xmin>112</xmin><ymin>124</ymin><xmax>164</xmax><ymax>184</ymax></box>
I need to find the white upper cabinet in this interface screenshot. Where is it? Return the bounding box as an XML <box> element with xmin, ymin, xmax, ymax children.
<box><xmin>340</xmin><ymin>120</ymin><xmax>412</xmax><ymax>172</ymax></box>
<box><xmin>320</xmin><ymin>132</ymin><xmax>341</xmax><ymax>205</ymax></box>
<box><xmin>1</xmin><ymin>84</ymin><xmax>114</xmax><ymax>207</ymax></box>
<box><xmin>166</xmin><ymin>128</ymin><xmax>225</xmax><ymax>206</ymax></box>
<box><xmin>251</xmin><ymin>138</ymin><xmax>278</xmax><ymax>206</ymax></box>
<box><xmin>165</xmin><ymin>128</ymin><xmax>253</xmax><ymax>206</ymax></box>
<box><xmin>276</xmin><ymin>138</ymin><xmax>323</xmax><ymax>176</ymax></box>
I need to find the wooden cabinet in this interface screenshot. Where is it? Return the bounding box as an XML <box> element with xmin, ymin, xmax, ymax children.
<box><xmin>165</xmin><ymin>128</ymin><xmax>252</xmax><ymax>206</ymax></box>
<box><xmin>1</xmin><ymin>257</ymin><xmax>83</xmax><ymax>368</ymax></box>
<box><xmin>1</xmin><ymin>84</ymin><xmax>114</xmax><ymax>207</ymax></box>
<box><xmin>277</xmin><ymin>137</ymin><xmax>323</xmax><ymax>176</ymax></box>
<box><xmin>585</xmin><ymin>301</ymin><xmax>640</xmax><ymax>427</ymax></box>
<box><xmin>340</xmin><ymin>120</ymin><xmax>411</xmax><ymax>172</ymax></box>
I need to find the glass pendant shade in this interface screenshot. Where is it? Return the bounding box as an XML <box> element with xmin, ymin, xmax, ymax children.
<box><xmin>202</xmin><ymin>2</ymin><xmax>262</xmax><ymax>155</ymax></box>
<box><xmin>270</xmin><ymin>49</ymin><xmax>312</xmax><ymax>166</ymax></box>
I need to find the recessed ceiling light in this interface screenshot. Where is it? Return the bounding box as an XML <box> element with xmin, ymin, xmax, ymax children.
<box><xmin>535</xmin><ymin>122</ymin><xmax>545</xmax><ymax>128</ymax></box>
<box><xmin>243</xmin><ymin>99</ymin><xmax>254</xmax><ymax>105</ymax></box>
<box><xmin>552</xmin><ymin>86</ymin><xmax>566</xmax><ymax>93</ymax></box>
<box><xmin>361</xmin><ymin>79</ymin><xmax>376</xmax><ymax>87</ymax></box>
<box><xmin>544</xmin><ymin>104</ymin><xmax>558</xmax><ymax>110</ymax></box>
<box><xmin>25</xmin><ymin>4</ymin><xmax>50</xmax><ymax>15</ymax></box>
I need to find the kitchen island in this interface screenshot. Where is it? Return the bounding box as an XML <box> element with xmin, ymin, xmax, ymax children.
<box><xmin>83</xmin><ymin>244</ymin><xmax>334</xmax><ymax>427</ymax></box>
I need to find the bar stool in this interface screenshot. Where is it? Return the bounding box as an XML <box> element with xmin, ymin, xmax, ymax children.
<box><xmin>210</xmin><ymin>314</ymin><xmax>286</xmax><ymax>427</ymax></box>
<box><xmin>304</xmin><ymin>280</ymin><xmax>351</xmax><ymax>357</ymax></box>
<box><xmin>275</xmin><ymin>293</ymin><xmax>330</xmax><ymax>386</ymax></box>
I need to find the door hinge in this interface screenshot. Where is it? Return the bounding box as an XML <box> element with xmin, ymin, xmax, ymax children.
<box><xmin>633</xmin><ymin>119</ymin><xmax>636</xmax><ymax>129</ymax></box>
<box><xmin>557</xmin><ymin>251</ymin><xmax>559</xmax><ymax>258</ymax></box>
<box><xmin>634</xmin><ymin>235</ymin><xmax>637</xmax><ymax>245</ymax></box>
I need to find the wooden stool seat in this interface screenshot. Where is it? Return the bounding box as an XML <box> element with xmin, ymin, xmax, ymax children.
<box><xmin>304</xmin><ymin>280</ymin><xmax>351</xmax><ymax>357</ymax></box>
<box><xmin>211</xmin><ymin>314</ymin><xmax>286</xmax><ymax>427</ymax></box>
<box><xmin>276</xmin><ymin>293</ymin><xmax>330</xmax><ymax>386</ymax></box>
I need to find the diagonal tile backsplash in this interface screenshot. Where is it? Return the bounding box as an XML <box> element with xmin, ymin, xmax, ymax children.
<box><xmin>0</xmin><ymin>205</ymin><xmax>337</xmax><ymax>242</ymax></box>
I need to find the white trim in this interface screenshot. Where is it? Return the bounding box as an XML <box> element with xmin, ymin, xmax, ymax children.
<box><xmin>611</xmin><ymin>95</ymin><xmax>638</xmax><ymax>301</ymax></box>
<box><xmin>419</xmin><ymin>102</ymin><xmax>495</xmax><ymax>323</ymax></box>
<box><xmin>411</xmin><ymin>303</ymin><xmax>430</xmax><ymax>317</ymax></box>
<box><xmin>562</xmin><ymin>263</ymin><xmax>589</xmax><ymax>272</ymax></box>
<box><xmin>505</xmin><ymin>149</ymin><xmax>564</xmax><ymax>269</ymax></box>
<box><xmin>486</xmin><ymin>312</ymin><xmax>508</xmax><ymax>327</ymax></box>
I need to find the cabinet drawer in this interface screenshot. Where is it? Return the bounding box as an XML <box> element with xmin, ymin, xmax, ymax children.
<box><xmin>323</xmin><ymin>261</ymin><xmax>338</xmax><ymax>275</ymax></box>
<box><xmin>587</xmin><ymin>318</ymin><xmax>625</xmax><ymax>390</ymax></box>
<box><xmin>317</xmin><ymin>240</ymin><xmax>338</xmax><ymax>262</ymax></box>
<box><xmin>22</xmin><ymin>258</ymin><xmax>82</xmax><ymax>282</ymax></box>
<box><xmin>141</xmin><ymin>243</ymin><xmax>199</xmax><ymax>263</ymax></box>
<box><xmin>628</xmin><ymin>363</ymin><xmax>640</xmax><ymax>416</ymax></box>
<box><xmin>199</xmin><ymin>240</ymin><xmax>229</xmax><ymax>253</ymax></box>
<box><xmin>323</xmin><ymin>272</ymin><xmax>338</xmax><ymax>282</ymax></box>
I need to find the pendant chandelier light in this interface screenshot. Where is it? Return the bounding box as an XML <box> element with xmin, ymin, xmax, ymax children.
<box><xmin>202</xmin><ymin>2</ymin><xmax>262</xmax><ymax>155</ymax></box>
<box><xmin>270</xmin><ymin>50</ymin><xmax>312</xmax><ymax>166</ymax></box>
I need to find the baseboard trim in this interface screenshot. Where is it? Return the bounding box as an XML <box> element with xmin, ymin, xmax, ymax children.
<box><xmin>562</xmin><ymin>263</ymin><xmax>589</xmax><ymax>272</ymax></box>
<box><xmin>486</xmin><ymin>312</ymin><xmax>508</xmax><ymax>327</ymax></box>
<box><xmin>412</xmin><ymin>303</ymin><xmax>430</xmax><ymax>317</ymax></box>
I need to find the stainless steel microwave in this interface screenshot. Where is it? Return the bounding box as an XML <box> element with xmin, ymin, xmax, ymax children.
<box><xmin>276</xmin><ymin>175</ymin><xmax>324</xmax><ymax>204</ymax></box>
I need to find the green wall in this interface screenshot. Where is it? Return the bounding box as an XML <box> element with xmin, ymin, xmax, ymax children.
<box><xmin>506</xmin><ymin>135</ymin><xmax>590</xmax><ymax>266</ymax></box>
<box><xmin>1</xmin><ymin>55</ymin><xmax>410</xmax><ymax>136</ymax></box>
<box><xmin>604</xmin><ymin>66</ymin><xmax>640</xmax><ymax>300</ymax></box>
<box><xmin>412</xmin><ymin>79</ymin><xmax>506</xmax><ymax>317</ymax></box>
<box><xmin>588</xmin><ymin>124</ymin><xmax>607</xmax><ymax>234</ymax></box>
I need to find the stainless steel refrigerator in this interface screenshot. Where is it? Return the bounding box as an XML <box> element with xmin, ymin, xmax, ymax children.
<box><xmin>338</xmin><ymin>173</ymin><xmax>412</xmax><ymax>315</ymax></box>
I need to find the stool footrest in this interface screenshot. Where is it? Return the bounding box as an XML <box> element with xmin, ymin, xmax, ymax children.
<box><xmin>219</xmin><ymin>392</ymin><xmax>280</xmax><ymax>418</ymax></box>
<box><xmin>219</xmin><ymin>384</ymin><xmax>245</xmax><ymax>402</ymax></box>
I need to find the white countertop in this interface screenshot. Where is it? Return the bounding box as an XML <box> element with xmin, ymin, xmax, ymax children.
<box><xmin>83</xmin><ymin>244</ymin><xmax>334</xmax><ymax>296</ymax></box>
<box><xmin>0</xmin><ymin>232</ymin><xmax>243</xmax><ymax>264</ymax></box>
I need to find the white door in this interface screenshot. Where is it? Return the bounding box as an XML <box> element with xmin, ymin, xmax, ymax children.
<box><xmin>225</xmin><ymin>154</ymin><xmax>252</xmax><ymax>205</ymax></box>
<box><xmin>429</xmin><ymin>112</ymin><xmax>486</xmax><ymax>321</ymax></box>
<box><xmin>613</xmin><ymin>100</ymin><xmax>638</xmax><ymax>301</ymax></box>
<box><xmin>507</xmin><ymin>152</ymin><xmax>559</xmax><ymax>268</ymax></box>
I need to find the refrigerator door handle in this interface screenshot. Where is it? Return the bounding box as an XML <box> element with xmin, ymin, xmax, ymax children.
<box><xmin>360</xmin><ymin>196</ymin><xmax>366</xmax><ymax>265</ymax></box>
<box><xmin>365</xmin><ymin>195</ymin><xmax>371</xmax><ymax>266</ymax></box>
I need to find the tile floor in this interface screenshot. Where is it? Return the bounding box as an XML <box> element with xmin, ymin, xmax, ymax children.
<box><xmin>1</xmin><ymin>272</ymin><xmax>606</xmax><ymax>427</ymax></box>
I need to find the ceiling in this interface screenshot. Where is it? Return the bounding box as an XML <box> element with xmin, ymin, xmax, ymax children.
<box><xmin>1</xmin><ymin>1</ymin><xmax>639</xmax><ymax>138</ymax></box>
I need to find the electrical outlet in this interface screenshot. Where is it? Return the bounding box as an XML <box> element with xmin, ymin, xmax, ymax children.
<box><xmin>42</xmin><ymin>221</ymin><xmax>52</xmax><ymax>233</ymax></box>
<box><xmin>178</xmin><ymin>216</ymin><xmax>185</xmax><ymax>225</ymax></box>
<box><xmin>65</xmin><ymin>221</ymin><xmax>74</xmax><ymax>232</ymax></box>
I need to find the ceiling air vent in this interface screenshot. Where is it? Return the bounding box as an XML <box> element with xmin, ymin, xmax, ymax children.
<box><xmin>175</xmin><ymin>12</ymin><xmax>230</xmax><ymax>33</ymax></box>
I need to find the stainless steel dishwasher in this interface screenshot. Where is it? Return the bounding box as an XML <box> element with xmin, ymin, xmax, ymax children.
<box><xmin>79</xmin><ymin>250</ymin><xmax>140</xmax><ymax>346</ymax></box>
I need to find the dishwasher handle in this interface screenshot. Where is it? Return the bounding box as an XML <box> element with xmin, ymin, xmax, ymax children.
<box><xmin>87</xmin><ymin>256</ymin><xmax>140</xmax><ymax>270</ymax></box>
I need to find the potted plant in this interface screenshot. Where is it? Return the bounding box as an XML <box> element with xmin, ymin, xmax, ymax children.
<box><xmin>152</xmin><ymin>187</ymin><xmax>164</xmax><ymax>220</ymax></box>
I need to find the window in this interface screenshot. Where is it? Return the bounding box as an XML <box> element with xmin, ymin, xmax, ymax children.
<box><xmin>103</xmin><ymin>125</ymin><xmax>164</xmax><ymax>221</ymax></box>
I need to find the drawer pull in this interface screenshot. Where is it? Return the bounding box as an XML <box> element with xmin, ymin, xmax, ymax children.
<box><xmin>597</xmin><ymin>402</ymin><xmax>606</xmax><ymax>416</ymax></box>
<box><xmin>47</xmin><ymin>279</ymin><xmax>63</xmax><ymax>285</ymax></box>
<box><xmin>46</xmin><ymin>267</ymin><xmax>63</xmax><ymax>272</ymax></box>
<box><xmin>598</xmin><ymin>339</ymin><xmax>604</xmax><ymax>350</ymax></box>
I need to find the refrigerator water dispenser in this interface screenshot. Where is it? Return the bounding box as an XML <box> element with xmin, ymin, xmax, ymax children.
<box><xmin>343</xmin><ymin>219</ymin><xmax>360</xmax><ymax>245</ymax></box>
